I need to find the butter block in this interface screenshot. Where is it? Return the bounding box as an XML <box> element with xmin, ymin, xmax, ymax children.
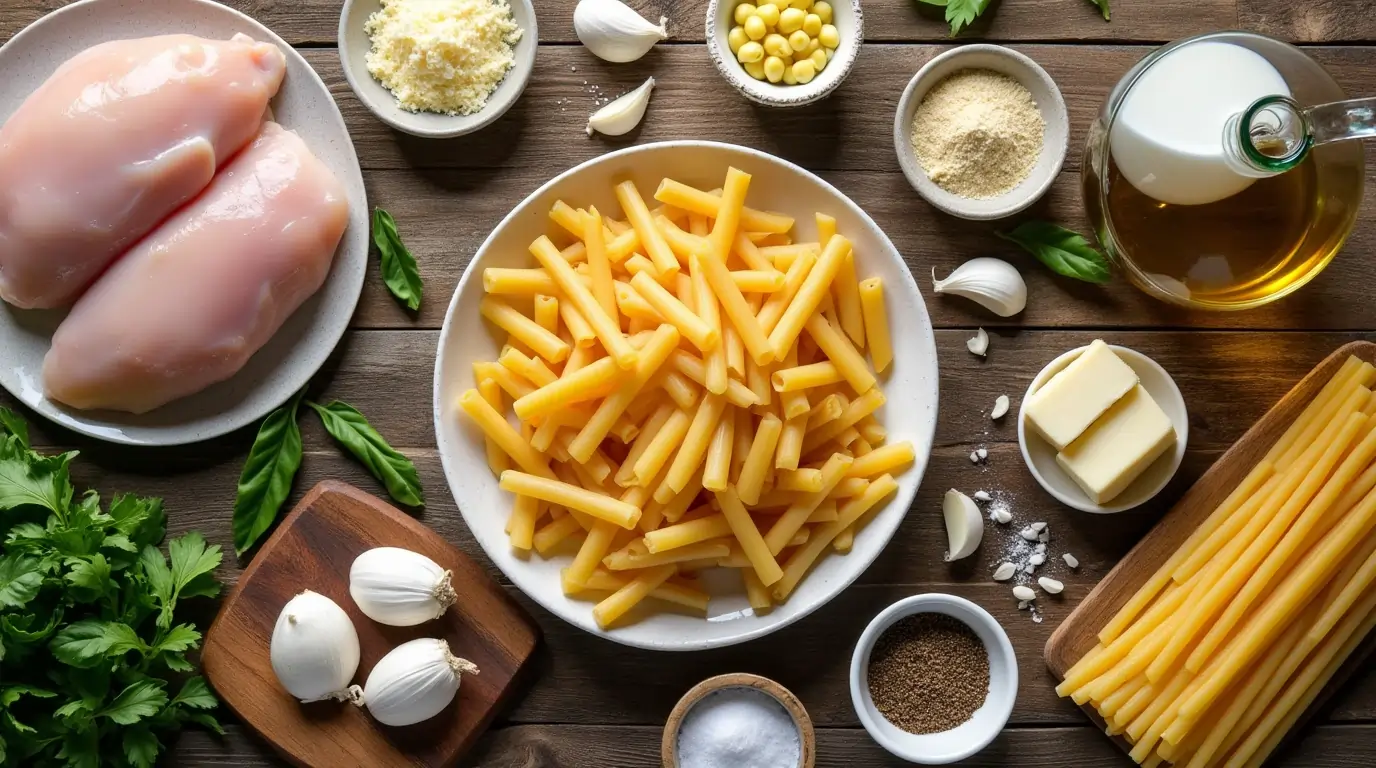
<box><xmin>1056</xmin><ymin>385</ymin><xmax>1177</xmax><ymax>504</ymax></box>
<box><xmin>1026</xmin><ymin>340</ymin><xmax>1139</xmax><ymax>450</ymax></box>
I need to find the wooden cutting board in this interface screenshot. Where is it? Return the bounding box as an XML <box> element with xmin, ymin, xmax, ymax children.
<box><xmin>1045</xmin><ymin>341</ymin><xmax>1376</xmax><ymax>759</ymax></box>
<box><xmin>202</xmin><ymin>481</ymin><xmax>540</xmax><ymax>768</ymax></box>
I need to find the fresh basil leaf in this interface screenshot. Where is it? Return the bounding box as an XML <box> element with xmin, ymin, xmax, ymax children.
<box><xmin>152</xmin><ymin>625</ymin><xmax>201</xmax><ymax>656</ymax></box>
<box><xmin>170</xmin><ymin>677</ymin><xmax>217</xmax><ymax>710</ymax></box>
<box><xmin>373</xmin><ymin>208</ymin><xmax>423</xmax><ymax>311</ymax></box>
<box><xmin>0</xmin><ymin>408</ymin><xmax>29</xmax><ymax>448</ymax></box>
<box><xmin>1088</xmin><ymin>0</ymin><xmax>1110</xmax><ymax>20</ymax></box>
<box><xmin>99</xmin><ymin>680</ymin><xmax>167</xmax><ymax>725</ymax></box>
<box><xmin>307</xmin><ymin>401</ymin><xmax>424</xmax><ymax>507</ymax></box>
<box><xmin>123</xmin><ymin>727</ymin><xmax>160</xmax><ymax>768</ymax></box>
<box><xmin>232</xmin><ymin>389</ymin><xmax>305</xmax><ymax>555</ymax></box>
<box><xmin>941</xmin><ymin>0</ymin><xmax>993</xmax><ymax>35</ymax></box>
<box><xmin>50</xmin><ymin>621</ymin><xmax>144</xmax><ymax>667</ymax></box>
<box><xmin>0</xmin><ymin>555</ymin><xmax>43</xmax><ymax>609</ymax></box>
<box><xmin>997</xmin><ymin>221</ymin><xmax>1112</xmax><ymax>284</ymax></box>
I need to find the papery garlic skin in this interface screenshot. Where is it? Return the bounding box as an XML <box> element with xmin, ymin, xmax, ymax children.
<box><xmin>350</xmin><ymin>547</ymin><xmax>457</xmax><ymax>627</ymax></box>
<box><xmin>573</xmin><ymin>0</ymin><xmax>668</xmax><ymax>63</ymax></box>
<box><xmin>932</xmin><ymin>258</ymin><xmax>1027</xmax><ymax>317</ymax></box>
<box><xmin>270</xmin><ymin>591</ymin><xmax>363</xmax><ymax>704</ymax></box>
<box><xmin>364</xmin><ymin>638</ymin><xmax>480</xmax><ymax>726</ymax></box>
<box><xmin>587</xmin><ymin>77</ymin><xmax>655</xmax><ymax>137</ymax></box>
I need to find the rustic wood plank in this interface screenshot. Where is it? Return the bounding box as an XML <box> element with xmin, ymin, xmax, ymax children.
<box><xmin>1241</xmin><ymin>0</ymin><xmax>1376</xmax><ymax>42</ymax></box>
<box><xmin>0</xmin><ymin>0</ymin><xmax>1239</xmax><ymax>47</ymax></box>
<box><xmin>166</xmin><ymin>723</ymin><xmax>1376</xmax><ymax>767</ymax></box>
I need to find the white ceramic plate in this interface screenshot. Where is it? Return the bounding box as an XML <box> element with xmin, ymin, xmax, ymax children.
<box><xmin>1018</xmin><ymin>344</ymin><xmax>1190</xmax><ymax>513</ymax></box>
<box><xmin>434</xmin><ymin>141</ymin><xmax>939</xmax><ymax>651</ymax></box>
<box><xmin>0</xmin><ymin>0</ymin><xmax>368</xmax><ymax>446</ymax></box>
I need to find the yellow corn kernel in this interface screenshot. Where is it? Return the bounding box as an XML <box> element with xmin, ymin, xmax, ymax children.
<box><xmin>728</xmin><ymin>25</ymin><xmax>749</xmax><ymax>54</ymax></box>
<box><xmin>782</xmin><ymin>65</ymin><xmax>798</xmax><ymax>85</ymax></box>
<box><xmin>806</xmin><ymin>37</ymin><xmax>820</xmax><ymax>54</ymax></box>
<box><xmin>744</xmin><ymin>59</ymin><xmax>767</xmax><ymax>80</ymax></box>
<box><xmin>756</xmin><ymin>3</ymin><xmax>781</xmax><ymax>26</ymax></box>
<box><xmin>744</xmin><ymin>14</ymin><xmax>768</xmax><ymax>40</ymax></box>
<box><xmin>809</xmin><ymin>48</ymin><xmax>827</xmax><ymax>71</ymax></box>
<box><xmin>813</xmin><ymin>1</ymin><xmax>833</xmax><ymax>23</ymax></box>
<box><xmin>787</xmin><ymin>29</ymin><xmax>810</xmax><ymax>52</ymax></box>
<box><xmin>737</xmin><ymin>40</ymin><xmax>765</xmax><ymax>63</ymax></box>
<box><xmin>734</xmin><ymin>2</ymin><xmax>758</xmax><ymax>25</ymax></box>
<box><xmin>802</xmin><ymin>12</ymin><xmax>823</xmax><ymax>36</ymax></box>
<box><xmin>764</xmin><ymin>55</ymin><xmax>786</xmax><ymax>83</ymax></box>
<box><xmin>792</xmin><ymin>58</ymin><xmax>816</xmax><ymax>83</ymax></box>
<box><xmin>818</xmin><ymin>23</ymin><xmax>839</xmax><ymax>48</ymax></box>
<box><xmin>778</xmin><ymin>7</ymin><xmax>806</xmax><ymax>33</ymax></box>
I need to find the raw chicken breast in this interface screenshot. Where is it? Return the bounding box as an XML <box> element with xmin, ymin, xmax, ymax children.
<box><xmin>43</xmin><ymin>122</ymin><xmax>348</xmax><ymax>414</ymax></box>
<box><xmin>0</xmin><ymin>34</ymin><xmax>287</xmax><ymax>308</ymax></box>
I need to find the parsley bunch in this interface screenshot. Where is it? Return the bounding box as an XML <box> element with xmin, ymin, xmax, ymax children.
<box><xmin>0</xmin><ymin>409</ymin><xmax>223</xmax><ymax>767</ymax></box>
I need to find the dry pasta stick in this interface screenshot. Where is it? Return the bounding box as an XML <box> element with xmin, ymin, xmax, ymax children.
<box><xmin>593</xmin><ymin>564</ymin><xmax>677</xmax><ymax>629</ymax></box>
<box><xmin>531</xmin><ymin>235</ymin><xmax>637</xmax><ymax>368</ymax></box>
<box><xmin>857</xmin><ymin>416</ymin><xmax>886</xmax><ymax>445</ymax></box>
<box><xmin>765</xmin><ymin>453</ymin><xmax>854</xmax><ymax>555</ymax></box>
<box><xmin>564</xmin><ymin>520</ymin><xmax>619</xmax><ymax>591</ymax></box>
<box><xmin>579</xmin><ymin>568</ymin><xmax>710</xmax><ymax>613</ymax></box>
<box><xmin>758</xmin><ymin>250</ymin><xmax>817</xmax><ymax>335</ymax></box>
<box><xmin>776</xmin><ymin>415</ymin><xmax>807</xmax><ymax>470</ymax></box>
<box><xmin>775</xmin><ymin>468</ymin><xmax>824</xmax><ymax>492</ymax></box>
<box><xmin>513</xmin><ymin>357</ymin><xmax>624</xmax><ymax>420</ymax></box>
<box><xmin>474</xmin><ymin>360</ymin><xmax>535</xmax><ymax>400</ymax></box>
<box><xmin>653</xmin><ymin>178</ymin><xmax>794</xmax><ymax>233</ymax></box>
<box><xmin>858</xmin><ymin>278</ymin><xmax>892</xmax><ymax>373</ymax></box>
<box><xmin>847</xmin><ymin>441</ymin><xmax>914</xmax><ymax>478</ymax></box>
<box><xmin>816</xmin><ymin>212</ymin><xmax>836</xmax><ymax>248</ymax></box>
<box><xmin>550</xmin><ymin>199</ymin><xmax>616</xmax><ymax>242</ymax></box>
<box><xmin>658</xmin><ymin>475</ymin><xmax>705</xmax><ymax>527</ymax></box>
<box><xmin>773</xmin><ymin>474</ymin><xmax>898</xmax><ymax>600</ymax></box>
<box><xmin>616</xmin><ymin>180</ymin><xmax>681</xmax><ymax>277</ymax></box>
<box><xmin>724</xmin><ymin>324</ymin><xmax>746</xmax><ymax>377</ymax></box>
<box><xmin>508</xmin><ymin>494</ymin><xmax>540</xmax><ymax>551</ymax></box>
<box><xmin>708</xmin><ymin>167</ymin><xmax>750</xmax><ymax>263</ymax></box>
<box><xmin>767</xmin><ymin>235</ymin><xmax>851</xmax><ymax>359</ymax></box>
<box><xmin>500</xmin><ymin>471</ymin><xmax>641</xmax><ymax>529</ymax></box>
<box><xmin>533</xmin><ymin>513</ymin><xmax>584</xmax><ymax>556</ymax></box>
<box><xmin>1263</xmin><ymin>355</ymin><xmax>1363</xmax><ymax>466</ymax></box>
<box><xmin>733</xmin><ymin>232</ymin><xmax>782</xmax><ymax>274</ymax></box>
<box><xmin>832</xmin><ymin>526</ymin><xmax>854</xmax><ymax>553</ymax></box>
<box><xmin>605</xmin><ymin>540</ymin><xmax>731</xmax><ymax>570</ymax></box>
<box><xmin>644</xmin><ymin>514</ymin><xmax>733</xmax><ymax>553</ymax></box>
<box><xmin>730</xmin><ymin>270</ymin><xmax>786</xmax><ymax>293</ymax></box>
<box><xmin>583</xmin><ymin>207</ymin><xmax>620</xmax><ymax>324</ymax></box>
<box><xmin>805</xmin><ymin>389</ymin><xmax>886</xmax><ymax>454</ymax></box>
<box><xmin>629</xmin><ymin>271</ymin><xmax>719</xmax><ymax>352</ymax></box>
<box><xmin>773</xmin><ymin>361</ymin><xmax>844</xmax><ymax>392</ymax></box>
<box><xmin>660</xmin><ymin>394</ymin><xmax>728</xmax><ymax>501</ymax></box>
<box><xmin>745</xmin><ymin>355</ymin><xmax>773</xmax><ymax>408</ymax></box>
<box><xmin>557</xmin><ymin>297</ymin><xmax>597</xmax><ymax>348</ymax></box>
<box><xmin>570</xmin><ymin>324</ymin><xmax>680</xmax><ymax>462</ymax></box>
<box><xmin>458</xmin><ymin>390</ymin><xmax>554</xmax><ymax>478</ymax></box>
<box><xmin>1099</xmin><ymin>675</ymin><xmax>1149</xmax><ymax>719</ymax></box>
<box><xmin>480</xmin><ymin>297</ymin><xmax>569</xmax><ymax>364</ymax></box>
<box><xmin>533</xmin><ymin>294</ymin><xmax>559</xmax><ymax>334</ymax></box>
<box><xmin>633</xmin><ymin>408</ymin><xmax>693</xmax><ymax>485</ymax></box>
<box><xmin>690</xmin><ymin>255</ymin><xmax>729</xmax><ymax>394</ymax></box>
<box><xmin>699</xmin><ymin>250</ymin><xmax>776</xmax><ymax>366</ymax></box>
<box><xmin>743</xmin><ymin>569</ymin><xmax>773</xmax><ymax>614</ymax></box>
<box><xmin>703</xmin><ymin>409</ymin><xmax>736</xmax><ymax>492</ymax></box>
<box><xmin>737</xmin><ymin>413</ymin><xmax>784</xmax><ymax>504</ymax></box>
<box><xmin>714</xmin><ymin>487</ymin><xmax>783</xmax><ymax>586</ymax></box>
<box><xmin>833</xmin><ymin>249</ymin><xmax>865</xmax><ymax>348</ymax></box>
<box><xmin>808</xmin><ymin>499</ymin><xmax>839</xmax><ymax>523</ymax></box>
<box><xmin>670</xmin><ymin>349</ymin><xmax>760</xmax><ymax>408</ymax></box>
<box><xmin>805</xmin><ymin>312</ymin><xmax>876</xmax><ymax>394</ymax></box>
<box><xmin>657</xmin><ymin>370</ymin><xmax>699</xmax><ymax>411</ymax></box>
<box><xmin>777</xmin><ymin>347</ymin><xmax>810</xmax><ymax>421</ymax></box>
<box><xmin>499</xmin><ymin>347</ymin><xmax>559</xmax><ymax>387</ymax></box>
<box><xmin>484</xmin><ymin>267</ymin><xmax>558</xmax><ymax>295</ymax></box>
<box><xmin>615</xmin><ymin>282</ymin><xmax>663</xmax><ymax>323</ymax></box>
<box><xmin>807</xmin><ymin>393</ymin><xmax>845</xmax><ymax>431</ymax></box>
<box><xmin>1275</xmin><ymin>361</ymin><xmax>1376</xmax><ymax>469</ymax></box>
<box><xmin>730</xmin><ymin>407</ymin><xmax>753</xmax><ymax>484</ymax></box>
<box><xmin>476</xmin><ymin>378</ymin><xmax>509</xmax><ymax>475</ymax></box>
<box><xmin>761</xmin><ymin>243</ymin><xmax>820</xmax><ymax>271</ymax></box>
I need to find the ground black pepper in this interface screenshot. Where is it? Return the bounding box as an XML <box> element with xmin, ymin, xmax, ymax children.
<box><xmin>867</xmin><ymin>613</ymin><xmax>991</xmax><ymax>734</ymax></box>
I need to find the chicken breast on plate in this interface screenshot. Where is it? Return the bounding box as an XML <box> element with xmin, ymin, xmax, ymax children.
<box><xmin>44</xmin><ymin>122</ymin><xmax>348</xmax><ymax>414</ymax></box>
<box><xmin>0</xmin><ymin>34</ymin><xmax>286</xmax><ymax>308</ymax></box>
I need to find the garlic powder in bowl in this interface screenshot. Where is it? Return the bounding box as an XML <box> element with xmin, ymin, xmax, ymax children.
<box><xmin>364</xmin><ymin>0</ymin><xmax>523</xmax><ymax>116</ymax></box>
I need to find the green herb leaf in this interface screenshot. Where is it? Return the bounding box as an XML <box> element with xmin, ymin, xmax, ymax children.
<box><xmin>373</xmin><ymin>209</ymin><xmax>423</xmax><ymax>311</ymax></box>
<box><xmin>123</xmin><ymin>727</ymin><xmax>160</xmax><ymax>768</ymax></box>
<box><xmin>308</xmin><ymin>401</ymin><xmax>424</xmax><ymax>507</ymax></box>
<box><xmin>169</xmin><ymin>532</ymin><xmax>221</xmax><ymax>599</ymax></box>
<box><xmin>162</xmin><ymin>653</ymin><xmax>195</xmax><ymax>673</ymax></box>
<box><xmin>941</xmin><ymin>0</ymin><xmax>993</xmax><ymax>35</ymax></box>
<box><xmin>1088</xmin><ymin>0</ymin><xmax>1110</xmax><ymax>20</ymax></box>
<box><xmin>58</xmin><ymin>728</ymin><xmax>99</xmax><ymax>768</ymax></box>
<box><xmin>0</xmin><ymin>453</ymin><xmax>67</xmax><ymax>514</ymax></box>
<box><xmin>53</xmin><ymin>700</ymin><xmax>91</xmax><ymax>720</ymax></box>
<box><xmin>0</xmin><ymin>555</ymin><xmax>43</xmax><ymax>609</ymax></box>
<box><xmin>49</xmin><ymin>621</ymin><xmax>145</xmax><ymax>667</ymax></box>
<box><xmin>0</xmin><ymin>685</ymin><xmax>56</xmax><ymax>706</ymax></box>
<box><xmin>2</xmin><ymin>612</ymin><xmax>61</xmax><ymax>644</ymax></box>
<box><xmin>0</xmin><ymin>408</ymin><xmax>29</xmax><ymax>448</ymax></box>
<box><xmin>138</xmin><ymin>546</ymin><xmax>173</xmax><ymax>609</ymax></box>
<box><xmin>170</xmin><ymin>677</ymin><xmax>217</xmax><ymax>710</ymax></box>
<box><xmin>232</xmin><ymin>389</ymin><xmax>306</xmax><ymax>555</ymax></box>
<box><xmin>997</xmin><ymin>221</ymin><xmax>1112</xmax><ymax>284</ymax></box>
<box><xmin>63</xmin><ymin>555</ymin><xmax>111</xmax><ymax>602</ymax></box>
<box><xmin>152</xmin><ymin>625</ymin><xmax>201</xmax><ymax>656</ymax></box>
<box><xmin>99</xmin><ymin>680</ymin><xmax>167</xmax><ymax>725</ymax></box>
<box><xmin>186</xmin><ymin>712</ymin><xmax>226</xmax><ymax>736</ymax></box>
<box><xmin>108</xmin><ymin>495</ymin><xmax>166</xmax><ymax>550</ymax></box>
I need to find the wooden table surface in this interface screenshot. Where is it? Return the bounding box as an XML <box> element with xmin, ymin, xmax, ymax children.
<box><xmin>4</xmin><ymin>0</ymin><xmax>1376</xmax><ymax>765</ymax></box>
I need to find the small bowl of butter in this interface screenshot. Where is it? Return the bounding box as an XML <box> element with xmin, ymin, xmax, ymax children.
<box><xmin>1018</xmin><ymin>340</ymin><xmax>1189</xmax><ymax>513</ymax></box>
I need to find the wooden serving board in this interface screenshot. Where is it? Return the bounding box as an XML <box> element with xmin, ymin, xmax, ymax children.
<box><xmin>202</xmin><ymin>481</ymin><xmax>540</xmax><ymax>768</ymax></box>
<box><xmin>1044</xmin><ymin>341</ymin><xmax>1376</xmax><ymax>760</ymax></box>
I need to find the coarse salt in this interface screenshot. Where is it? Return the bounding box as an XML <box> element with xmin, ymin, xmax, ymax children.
<box><xmin>677</xmin><ymin>687</ymin><xmax>801</xmax><ymax>768</ymax></box>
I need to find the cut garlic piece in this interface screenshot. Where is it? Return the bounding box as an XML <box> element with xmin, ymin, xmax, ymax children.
<box><xmin>932</xmin><ymin>258</ymin><xmax>1027</xmax><ymax>317</ymax></box>
<box><xmin>1063</xmin><ymin>553</ymin><xmax>1080</xmax><ymax>569</ymax></box>
<box><xmin>992</xmin><ymin>562</ymin><xmax>1017</xmax><ymax>581</ymax></box>
<box><xmin>1039</xmin><ymin>577</ymin><xmax>1065</xmax><ymax>594</ymax></box>
<box><xmin>966</xmin><ymin>327</ymin><xmax>989</xmax><ymax>357</ymax></box>
<box><xmin>1012</xmin><ymin>585</ymin><xmax>1037</xmax><ymax>601</ymax></box>
<box><xmin>990</xmin><ymin>394</ymin><xmax>1009</xmax><ymax>420</ymax></box>
<box><xmin>973</xmin><ymin>490</ymin><xmax>992</xmax><ymax>502</ymax></box>
<box><xmin>587</xmin><ymin>77</ymin><xmax>655</xmax><ymax>136</ymax></box>
<box><xmin>941</xmin><ymin>489</ymin><xmax>984</xmax><ymax>562</ymax></box>
<box><xmin>993</xmin><ymin>507</ymin><xmax>1012</xmax><ymax>524</ymax></box>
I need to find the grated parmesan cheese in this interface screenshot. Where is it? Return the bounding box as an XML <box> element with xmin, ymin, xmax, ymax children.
<box><xmin>364</xmin><ymin>0</ymin><xmax>523</xmax><ymax>116</ymax></box>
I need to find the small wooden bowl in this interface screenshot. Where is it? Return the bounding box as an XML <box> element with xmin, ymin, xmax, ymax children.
<box><xmin>661</xmin><ymin>673</ymin><xmax>815</xmax><ymax>768</ymax></box>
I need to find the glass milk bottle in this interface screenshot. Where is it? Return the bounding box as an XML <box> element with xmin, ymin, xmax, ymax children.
<box><xmin>1082</xmin><ymin>32</ymin><xmax>1370</xmax><ymax>310</ymax></box>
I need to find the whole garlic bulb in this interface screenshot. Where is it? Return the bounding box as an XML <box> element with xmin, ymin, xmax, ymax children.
<box><xmin>270</xmin><ymin>591</ymin><xmax>363</xmax><ymax>704</ymax></box>
<box><xmin>349</xmin><ymin>547</ymin><xmax>457</xmax><ymax>627</ymax></box>
<box><xmin>363</xmin><ymin>638</ymin><xmax>480</xmax><ymax>726</ymax></box>
<box><xmin>932</xmin><ymin>258</ymin><xmax>1028</xmax><ymax>317</ymax></box>
<box><xmin>574</xmin><ymin>0</ymin><xmax>668</xmax><ymax>63</ymax></box>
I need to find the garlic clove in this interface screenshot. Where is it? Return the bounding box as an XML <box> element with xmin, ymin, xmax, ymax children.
<box><xmin>573</xmin><ymin>0</ymin><xmax>668</xmax><ymax>63</ymax></box>
<box><xmin>942</xmin><ymin>489</ymin><xmax>984</xmax><ymax>562</ymax></box>
<box><xmin>364</xmin><ymin>638</ymin><xmax>480</xmax><ymax>727</ymax></box>
<box><xmin>990</xmin><ymin>394</ymin><xmax>1009</xmax><ymax>420</ymax></box>
<box><xmin>587</xmin><ymin>77</ymin><xmax>655</xmax><ymax>137</ymax></box>
<box><xmin>349</xmin><ymin>547</ymin><xmax>457</xmax><ymax>627</ymax></box>
<box><xmin>967</xmin><ymin>327</ymin><xmax>989</xmax><ymax>357</ymax></box>
<box><xmin>992</xmin><ymin>562</ymin><xmax>1017</xmax><ymax>581</ymax></box>
<box><xmin>270</xmin><ymin>591</ymin><xmax>363</xmax><ymax>705</ymax></box>
<box><xmin>932</xmin><ymin>258</ymin><xmax>1028</xmax><ymax>317</ymax></box>
<box><xmin>1039</xmin><ymin>577</ymin><xmax>1065</xmax><ymax>594</ymax></box>
<box><xmin>1012</xmin><ymin>585</ymin><xmax>1037</xmax><ymax>601</ymax></box>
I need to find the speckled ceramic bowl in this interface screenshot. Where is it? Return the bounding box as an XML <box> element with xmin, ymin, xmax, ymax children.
<box><xmin>705</xmin><ymin>0</ymin><xmax>862</xmax><ymax>107</ymax></box>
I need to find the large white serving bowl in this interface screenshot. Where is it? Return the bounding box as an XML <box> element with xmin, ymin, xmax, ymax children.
<box><xmin>434</xmin><ymin>141</ymin><xmax>938</xmax><ymax>651</ymax></box>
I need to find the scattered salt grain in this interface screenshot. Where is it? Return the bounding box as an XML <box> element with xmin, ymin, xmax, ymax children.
<box><xmin>970</xmin><ymin>450</ymin><xmax>979</xmax><ymax>464</ymax></box>
<box><xmin>677</xmin><ymin>687</ymin><xmax>801</xmax><ymax>768</ymax></box>
<box><xmin>976</xmin><ymin>448</ymin><xmax>989</xmax><ymax>461</ymax></box>
<box><xmin>1020</xmin><ymin>526</ymin><xmax>1039</xmax><ymax>542</ymax></box>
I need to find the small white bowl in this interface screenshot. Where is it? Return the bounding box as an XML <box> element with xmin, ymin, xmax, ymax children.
<box><xmin>1018</xmin><ymin>344</ymin><xmax>1190</xmax><ymax>514</ymax></box>
<box><xmin>337</xmin><ymin>0</ymin><xmax>536</xmax><ymax>138</ymax></box>
<box><xmin>850</xmin><ymin>594</ymin><xmax>1017</xmax><ymax>765</ymax></box>
<box><xmin>705</xmin><ymin>0</ymin><xmax>862</xmax><ymax>107</ymax></box>
<box><xmin>893</xmin><ymin>44</ymin><xmax>1068</xmax><ymax>220</ymax></box>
